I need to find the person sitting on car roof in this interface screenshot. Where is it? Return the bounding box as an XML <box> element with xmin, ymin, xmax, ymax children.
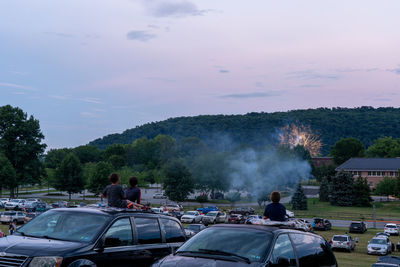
<box><xmin>263</xmin><ymin>191</ymin><xmax>286</xmax><ymax>222</ymax></box>
<box><xmin>125</xmin><ymin>176</ymin><xmax>141</xmax><ymax>205</ymax></box>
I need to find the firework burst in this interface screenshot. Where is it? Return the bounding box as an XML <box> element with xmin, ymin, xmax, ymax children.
<box><xmin>280</xmin><ymin>124</ymin><xmax>322</xmax><ymax>156</ymax></box>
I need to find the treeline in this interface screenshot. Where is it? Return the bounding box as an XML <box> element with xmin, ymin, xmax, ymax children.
<box><xmin>45</xmin><ymin>134</ymin><xmax>315</xmax><ymax>201</ymax></box>
<box><xmin>89</xmin><ymin>107</ymin><xmax>400</xmax><ymax>155</ymax></box>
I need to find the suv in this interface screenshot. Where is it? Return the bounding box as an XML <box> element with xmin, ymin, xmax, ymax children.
<box><xmin>384</xmin><ymin>224</ymin><xmax>399</xmax><ymax>236</ymax></box>
<box><xmin>330</xmin><ymin>234</ymin><xmax>356</xmax><ymax>252</ymax></box>
<box><xmin>0</xmin><ymin>211</ymin><xmax>26</xmax><ymax>224</ymax></box>
<box><xmin>229</xmin><ymin>207</ymin><xmax>255</xmax><ymax>216</ymax></box>
<box><xmin>202</xmin><ymin>211</ymin><xmax>227</xmax><ymax>224</ymax></box>
<box><xmin>4</xmin><ymin>199</ymin><xmax>26</xmax><ymax>211</ymax></box>
<box><xmin>0</xmin><ymin>207</ymin><xmax>187</xmax><ymax>267</ymax></box>
<box><xmin>312</xmin><ymin>218</ymin><xmax>332</xmax><ymax>231</ymax></box>
<box><xmin>152</xmin><ymin>224</ymin><xmax>337</xmax><ymax>267</ymax></box>
<box><xmin>349</xmin><ymin>221</ymin><xmax>367</xmax><ymax>233</ymax></box>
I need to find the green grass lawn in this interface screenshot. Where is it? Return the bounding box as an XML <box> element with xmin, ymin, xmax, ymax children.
<box><xmin>285</xmin><ymin>199</ymin><xmax>400</xmax><ymax>221</ymax></box>
<box><xmin>318</xmin><ymin>227</ymin><xmax>400</xmax><ymax>267</ymax></box>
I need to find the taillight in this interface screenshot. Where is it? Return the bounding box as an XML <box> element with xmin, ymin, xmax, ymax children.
<box><xmin>330</xmin><ymin>241</ymin><xmax>333</xmax><ymax>245</ymax></box>
<box><xmin>347</xmin><ymin>242</ymin><xmax>349</xmax><ymax>245</ymax></box>
<box><xmin>385</xmin><ymin>228</ymin><xmax>388</xmax><ymax>230</ymax></box>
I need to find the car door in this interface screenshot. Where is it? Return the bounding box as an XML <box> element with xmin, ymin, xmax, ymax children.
<box><xmin>160</xmin><ymin>218</ymin><xmax>186</xmax><ymax>253</ymax></box>
<box><xmin>133</xmin><ymin>217</ymin><xmax>170</xmax><ymax>266</ymax></box>
<box><xmin>269</xmin><ymin>234</ymin><xmax>297</xmax><ymax>266</ymax></box>
<box><xmin>93</xmin><ymin>217</ymin><xmax>137</xmax><ymax>267</ymax></box>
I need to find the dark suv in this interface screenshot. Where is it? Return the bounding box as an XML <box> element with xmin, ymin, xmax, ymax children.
<box><xmin>229</xmin><ymin>207</ymin><xmax>255</xmax><ymax>216</ymax></box>
<box><xmin>349</xmin><ymin>221</ymin><xmax>367</xmax><ymax>233</ymax></box>
<box><xmin>152</xmin><ymin>224</ymin><xmax>337</xmax><ymax>267</ymax></box>
<box><xmin>0</xmin><ymin>207</ymin><xmax>186</xmax><ymax>267</ymax></box>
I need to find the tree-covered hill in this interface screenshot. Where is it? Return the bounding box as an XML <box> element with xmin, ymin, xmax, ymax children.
<box><xmin>89</xmin><ymin>107</ymin><xmax>400</xmax><ymax>155</ymax></box>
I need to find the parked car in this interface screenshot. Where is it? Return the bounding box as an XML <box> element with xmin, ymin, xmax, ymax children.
<box><xmin>151</xmin><ymin>224</ymin><xmax>337</xmax><ymax>267</ymax></box>
<box><xmin>377</xmin><ymin>232</ymin><xmax>391</xmax><ymax>238</ymax></box>
<box><xmin>202</xmin><ymin>211</ymin><xmax>227</xmax><ymax>224</ymax></box>
<box><xmin>228</xmin><ymin>214</ymin><xmax>245</xmax><ymax>224</ymax></box>
<box><xmin>229</xmin><ymin>207</ymin><xmax>254</xmax><ymax>216</ymax></box>
<box><xmin>51</xmin><ymin>201</ymin><xmax>68</xmax><ymax>208</ymax></box>
<box><xmin>312</xmin><ymin>218</ymin><xmax>332</xmax><ymax>231</ymax></box>
<box><xmin>153</xmin><ymin>193</ymin><xmax>167</xmax><ymax>199</ymax></box>
<box><xmin>197</xmin><ymin>206</ymin><xmax>218</xmax><ymax>215</ymax></box>
<box><xmin>385</xmin><ymin>224</ymin><xmax>399</xmax><ymax>236</ymax></box>
<box><xmin>0</xmin><ymin>198</ymin><xmax>9</xmax><ymax>205</ymax></box>
<box><xmin>170</xmin><ymin>210</ymin><xmax>184</xmax><ymax>220</ymax></box>
<box><xmin>161</xmin><ymin>204</ymin><xmax>183</xmax><ymax>213</ymax></box>
<box><xmin>349</xmin><ymin>221</ymin><xmax>367</xmax><ymax>233</ymax></box>
<box><xmin>330</xmin><ymin>234</ymin><xmax>356</xmax><ymax>252</ymax></box>
<box><xmin>0</xmin><ymin>211</ymin><xmax>26</xmax><ymax>224</ymax></box>
<box><xmin>0</xmin><ymin>202</ymin><xmax>3</xmax><ymax>209</ymax></box>
<box><xmin>286</xmin><ymin>210</ymin><xmax>295</xmax><ymax>218</ymax></box>
<box><xmin>1</xmin><ymin>207</ymin><xmax>187</xmax><ymax>267</ymax></box>
<box><xmin>180</xmin><ymin>211</ymin><xmax>203</xmax><ymax>224</ymax></box>
<box><xmin>373</xmin><ymin>256</ymin><xmax>400</xmax><ymax>267</ymax></box>
<box><xmin>368</xmin><ymin>236</ymin><xmax>393</xmax><ymax>255</ymax></box>
<box><xmin>4</xmin><ymin>199</ymin><xmax>26</xmax><ymax>211</ymax></box>
<box><xmin>151</xmin><ymin>207</ymin><xmax>164</xmax><ymax>214</ymax></box>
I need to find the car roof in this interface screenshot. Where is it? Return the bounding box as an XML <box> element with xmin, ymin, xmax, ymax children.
<box><xmin>386</xmin><ymin>223</ymin><xmax>397</xmax><ymax>226</ymax></box>
<box><xmin>209</xmin><ymin>223</ymin><xmax>317</xmax><ymax>235</ymax></box>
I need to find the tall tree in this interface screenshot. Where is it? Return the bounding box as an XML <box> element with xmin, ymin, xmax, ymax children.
<box><xmin>0</xmin><ymin>105</ymin><xmax>46</xmax><ymax>197</ymax></box>
<box><xmin>375</xmin><ymin>177</ymin><xmax>397</xmax><ymax>198</ymax></box>
<box><xmin>330</xmin><ymin>171</ymin><xmax>354</xmax><ymax>206</ymax></box>
<box><xmin>73</xmin><ymin>145</ymin><xmax>101</xmax><ymax>164</ymax></box>
<box><xmin>291</xmin><ymin>183</ymin><xmax>308</xmax><ymax>210</ymax></box>
<box><xmin>54</xmin><ymin>153</ymin><xmax>84</xmax><ymax>200</ymax></box>
<box><xmin>0</xmin><ymin>153</ymin><xmax>17</xmax><ymax>197</ymax></box>
<box><xmin>162</xmin><ymin>160</ymin><xmax>194</xmax><ymax>202</ymax></box>
<box><xmin>44</xmin><ymin>148</ymin><xmax>72</xmax><ymax>168</ymax></box>
<box><xmin>366</xmin><ymin>137</ymin><xmax>400</xmax><ymax>158</ymax></box>
<box><xmin>330</xmin><ymin>137</ymin><xmax>365</xmax><ymax>165</ymax></box>
<box><xmin>319</xmin><ymin>177</ymin><xmax>330</xmax><ymax>202</ymax></box>
<box><xmin>353</xmin><ymin>176</ymin><xmax>372</xmax><ymax>207</ymax></box>
<box><xmin>87</xmin><ymin>161</ymin><xmax>114</xmax><ymax>196</ymax></box>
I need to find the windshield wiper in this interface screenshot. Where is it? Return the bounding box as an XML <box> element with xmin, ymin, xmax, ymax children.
<box><xmin>197</xmin><ymin>249</ymin><xmax>251</xmax><ymax>264</ymax></box>
<box><xmin>41</xmin><ymin>235</ymin><xmax>65</xmax><ymax>241</ymax></box>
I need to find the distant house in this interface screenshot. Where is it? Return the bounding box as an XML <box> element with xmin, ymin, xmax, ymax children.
<box><xmin>335</xmin><ymin>158</ymin><xmax>400</xmax><ymax>187</ymax></box>
<box><xmin>311</xmin><ymin>157</ymin><xmax>334</xmax><ymax>167</ymax></box>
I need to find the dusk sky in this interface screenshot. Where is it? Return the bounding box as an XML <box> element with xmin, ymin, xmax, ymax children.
<box><xmin>1</xmin><ymin>0</ymin><xmax>399</xmax><ymax>150</ymax></box>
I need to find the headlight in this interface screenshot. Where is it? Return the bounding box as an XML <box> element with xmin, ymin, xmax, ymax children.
<box><xmin>29</xmin><ymin>257</ymin><xmax>62</xmax><ymax>267</ymax></box>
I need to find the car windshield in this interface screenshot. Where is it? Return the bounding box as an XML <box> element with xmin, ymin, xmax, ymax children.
<box><xmin>187</xmin><ymin>225</ymin><xmax>201</xmax><ymax>231</ymax></box>
<box><xmin>207</xmin><ymin>212</ymin><xmax>218</xmax><ymax>216</ymax></box>
<box><xmin>370</xmin><ymin>239</ymin><xmax>386</xmax><ymax>245</ymax></box>
<box><xmin>10</xmin><ymin>199</ymin><xmax>19</xmax><ymax>203</ymax></box>
<box><xmin>333</xmin><ymin>236</ymin><xmax>347</xmax><ymax>241</ymax></box>
<box><xmin>16</xmin><ymin>210</ymin><xmax>110</xmax><ymax>242</ymax></box>
<box><xmin>4</xmin><ymin>212</ymin><xmax>16</xmax><ymax>216</ymax></box>
<box><xmin>177</xmin><ymin>227</ymin><xmax>272</xmax><ymax>262</ymax></box>
<box><xmin>185</xmin><ymin>211</ymin><xmax>197</xmax><ymax>216</ymax></box>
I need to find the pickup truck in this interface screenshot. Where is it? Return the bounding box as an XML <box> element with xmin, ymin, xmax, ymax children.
<box><xmin>197</xmin><ymin>206</ymin><xmax>218</xmax><ymax>214</ymax></box>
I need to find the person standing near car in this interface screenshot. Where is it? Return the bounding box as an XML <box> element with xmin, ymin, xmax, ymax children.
<box><xmin>125</xmin><ymin>176</ymin><xmax>141</xmax><ymax>205</ymax></box>
<box><xmin>263</xmin><ymin>191</ymin><xmax>286</xmax><ymax>222</ymax></box>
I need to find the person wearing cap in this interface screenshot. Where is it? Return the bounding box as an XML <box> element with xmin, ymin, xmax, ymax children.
<box><xmin>263</xmin><ymin>191</ymin><xmax>286</xmax><ymax>222</ymax></box>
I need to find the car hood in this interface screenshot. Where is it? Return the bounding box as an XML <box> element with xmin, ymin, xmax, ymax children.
<box><xmin>182</xmin><ymin>215</ymin><xmax>196</xmax><ymax>219</ymax></box>
<box><xmin>154</xmin><ymin>254</ymin><xmax>262</xmax><ymax>267</ymax></box>
<box><xmin>0</xmin><ymin>235</ymin><xmax>88</xmax><ymax>256</ymax></box>
<box><xmin>368</xmin><ymin>244</ymin><xmax>387</xmax><ymax>249</ymax></box>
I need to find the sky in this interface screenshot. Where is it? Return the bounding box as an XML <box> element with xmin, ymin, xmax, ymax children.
<box><xmin>1</xmin><ymin>0</ymin><xmax>399</xmax><ymax>150</ymax></box>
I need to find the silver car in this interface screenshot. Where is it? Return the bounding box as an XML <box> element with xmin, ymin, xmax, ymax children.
<box><xmin>0</xmin><ymin>211</ymin><xmax>26</xmax><ymax>224</ymax></box>
<box><xmin>201</xmin><ymin>211</ymin><xmax>227</xmax><ymax>224</ymax></box>
<box><xmin>330</xmin><ymin>234</ymin><xmax>356</xmax><ymax>252</ymax></box>
<box><xmin>368</xmin><ymin>237</ymin><xmax>392</xmax><ymax>255</ymax></box>
<box><xmin>5</xmin><ymin>199</ymin><xmax>26</xmax><ymax>210</ymax></box>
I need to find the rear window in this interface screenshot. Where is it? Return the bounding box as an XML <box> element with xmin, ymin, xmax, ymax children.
<box><xmin>351</xmin><ymin>223</ymin><xmax>361</xmax><ymax>227</ymax></box>
<box><xmin>333</xmin><ymin>236</ymin><xmax>347</xmax><ymax>242</ymax></box>
<box><xmin>4</xmin><ymin>212</ymin><xmax>16</xmax><ymax>215</ymax></box>
<box><xmin>386</xmin><ymin>225</ymin><xmax>397</xmax><ymax>228</ymax></box>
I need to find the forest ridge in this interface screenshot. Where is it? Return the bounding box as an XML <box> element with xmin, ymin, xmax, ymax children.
<box><xmin>89</xmin><ymin>107</ymin><xmax>400</xmax><ymax>155</ymax></box>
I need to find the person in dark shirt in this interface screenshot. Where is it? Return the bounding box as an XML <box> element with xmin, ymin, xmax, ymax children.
<box><xmin>101</xmin><ymin>173</ymin><xmax>127</xmax><ymax>208</ymax></box>
<box><xmin>125</xmin><ymin>176</ymin><xmax>141</xmax><ymax>204</ymax></box>
<box><xmin>263</xmin><ymin>191</ymin><xmax>286</xmax><ymax>222</ymax></box>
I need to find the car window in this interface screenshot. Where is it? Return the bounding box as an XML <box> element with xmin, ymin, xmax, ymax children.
<box><xmin>271</xmin><ymin>234</ymin><xmax>296</xmax><ymax>266</ymax></box>
<box><xmin>160</xmin><ymin>218</ymin><xmax>185</xmax><ymax>243</ymax></box>
<box><xmin>333</xmin><ymin>236</ymin><xmax>347</xmax><ymax>242</ymax></box>
<box><xmin>290</xmin><ymin>233</ymin><xmax>336</xmax><ymax>266</ymax></box>
<box><xmin>177</xmin><ymin>228</ymin><xmax>273</xmax><ymax>263</ymax></box>
<box><xmin>135</xmin><ymin>217</ymin><xmax>162</xmax><ymax>244</ymax></box>
<box><xmin>104</xmin><ymin>218</ymin><xmax>133</xmax><ymax>247</ymax></box>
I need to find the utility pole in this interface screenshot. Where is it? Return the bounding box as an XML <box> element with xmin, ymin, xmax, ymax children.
<box><xmin>373</xmin><ymin>204</ymin><xmax>376</xmax><ymax>228</ymax></box>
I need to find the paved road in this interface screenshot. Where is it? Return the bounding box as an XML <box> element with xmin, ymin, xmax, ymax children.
<box><xmin>303</xmin><ymin>218</ymin><xmax>395</xmax><ymax>229</ymax></box>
